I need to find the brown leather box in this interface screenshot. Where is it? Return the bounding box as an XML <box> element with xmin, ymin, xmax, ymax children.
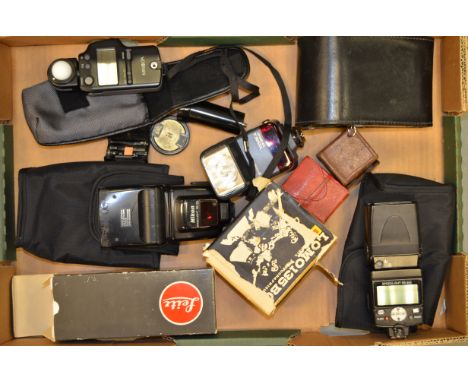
<box><xmin>317</xmin><ymin>128</ymin><xmax>379</xmax><ymax>186</ymax></box>
<box><xmin>282</xmin><ymin>156</ymin><xmax>349</xmax><ymax>223</ymax></box>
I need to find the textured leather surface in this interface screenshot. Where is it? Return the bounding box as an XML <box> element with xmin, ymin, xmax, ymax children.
<box><xmin>296</xmin><ymin>37</ymin><xmax>434</xmax><ymax>127</ymax></box>
<box><xmin>317</xmin><ymin>129</ymin><xmax>379</xmax><ymax>186</ymax></box>
<box><xmin>282</xmin><ymin>156</ymin><xmax>349</xmax><ymax>222</ymax></box>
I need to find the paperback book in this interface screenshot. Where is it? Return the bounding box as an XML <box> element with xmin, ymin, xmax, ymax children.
<box><xmin>203</xmin><ymin>182</ymin><xmax>336</xmax><ymax>315</ymax></box>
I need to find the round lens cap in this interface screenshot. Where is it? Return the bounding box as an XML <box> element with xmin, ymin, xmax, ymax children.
<box><xmin>150</xmin><ymin>118</ymin><xmax>190</xmax><ymax>155</ymax></box>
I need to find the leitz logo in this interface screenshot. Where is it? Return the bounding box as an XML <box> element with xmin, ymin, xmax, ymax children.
<box><xmin>159</xmin><ymin>281</ymin><xmax>203</xmax><ymax>325</ymax></box>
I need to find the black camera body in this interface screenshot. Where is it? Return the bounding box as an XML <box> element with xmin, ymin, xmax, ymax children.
<box><xmin>48</xmin><ymin>39</ymin><xmax>163</xmax><ymax>95</ymax></box>
<box><xmin>365</xmin><ymin>201</ymin><xmax>424</xmax><ymax>339</ymax></box>
<box><xmin>98</xmin><ymin>185</ymin><xmax>233</xmax><ymax>247</ymax></box>
<box><xmin>200</xmin><ymin>120</ymin><xmax>303</xmax><ymax>199</ymax></box>
<box><xmin>371</xmin><ymin>269</ymin><xmax>423</xmax><ymax>339</ymax></box>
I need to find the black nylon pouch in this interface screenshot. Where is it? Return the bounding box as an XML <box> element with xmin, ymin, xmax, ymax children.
<box><xmin>22</xmin><ymin>47</ymin><xmax>250</xmax><ymax>145</ymax></box>
<box><xmin>16</xmin><ymin>162</ymin><xmax>184</xmax><ymax>269</ymax></box>
<box><xmin>335</xmin><ymin>173</ymin><xmax>455</xmax><ymax>331</ymax></box>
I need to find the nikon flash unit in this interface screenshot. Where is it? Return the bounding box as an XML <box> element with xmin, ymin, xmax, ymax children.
<box><xmin>371</xmin><ymin>268</ymin><xmax>423</xmax><ymax>339</ymax></box>
<box><xmin>48</xmin><ymin>39</ymin><xmax>163</xmax><ymax>95</ymax></box>
<box><xmin>365</xmin><ymin>201</ymin><xmax>424</xmax><ymax>339</ymax></box>
<box><xmin>98</xmin><ymin>185</ymin><xmax>233</xmax><ymax>247</ymax></box>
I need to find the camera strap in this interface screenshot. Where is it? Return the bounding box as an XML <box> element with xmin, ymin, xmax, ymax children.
<box><xmin>218</xmin><ymin>49</ymin><xmax>257</xmax><ymax>184</ymax></box>
<box><xmin>24</xmin><ymin>47</ymin><xmax>252</xmax><ymax>146</ymax></box>
<box><xmin>241</xmin><ymin>48</ymin><xmax>292</xmax><ymax>180</ymax></box>
<box><xmin>218</xmin><ymin>47</ymin><xmax>293</xmax><ymax>199</ymax></box>
<box><xmin>166</xmin><ymin>47</ymin><xmax>223</xmax><ymax>79</ymax></box>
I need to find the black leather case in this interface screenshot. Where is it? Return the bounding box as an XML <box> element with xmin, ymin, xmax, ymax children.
<box><xmin>296</xmin><ymin>37</ymin><xmax>434</xmax><ymax>128</ymax></box>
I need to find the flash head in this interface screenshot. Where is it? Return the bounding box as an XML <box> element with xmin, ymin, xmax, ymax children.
<box><xmin>200</xmin><ymin>120</ymin><xmax>299</xmax><ymax>199</ymax></box>
<box><xmin>98</xmin><ymin>184</ymin><xmax>233</xmax><ymax>247</ymax></box>
<box><xmin>201</xmin><ymin>145</ymin><xmax>248</xmax><ymax>199</ymax></box>
<box><xmin>365</xmin><ymin>201</ymin><xmax>421</xmax><ymax>270</ymax></box>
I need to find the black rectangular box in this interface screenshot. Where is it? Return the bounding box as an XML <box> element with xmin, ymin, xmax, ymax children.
<box><xmin>13</xmin><ymin>269</ymin><xmax>216</xmax><ymax>341</ymax></box>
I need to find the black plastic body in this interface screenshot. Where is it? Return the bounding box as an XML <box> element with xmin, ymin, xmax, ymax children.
<box><xmin>98</xmin><ymin>185</ymin><xmax>233</xmax><ymax>247</ymax></box>
<box><xmin>370</xmin><ymin>269</ymin><xmax>424</xmax><ymax>339</ymax></box>
<box><xmin>236</xmin><ymin>121</ymin><xmax>298</xmax><ymax>176</ymax></box>
<box><xmin>365</xmin><ymin>201</ymin><xmax>424</xmax><ymax>339</ymax></box>
<box><xmin>48</xmin><ymin>39</ymin><xmax>163</xmax><ymax>95</ymax></box>
<box><xmin>177</xmin><ymin>101</ymin><xmax>245</xmax><ymax>134</ymax></box>
<box><xmin>166</xmin><ymin>185</ymin><xmax>233</xmax><ymax>241</ymax></box>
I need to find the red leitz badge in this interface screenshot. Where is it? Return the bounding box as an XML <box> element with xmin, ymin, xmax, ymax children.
<box><xmin>159</xmin><ymin>281</ymin><xmax>204</xmax><ymax>325</ymax></box>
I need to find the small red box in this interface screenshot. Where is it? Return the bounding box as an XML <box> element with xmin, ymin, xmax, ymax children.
<box><xmin>282</xmin><ymin>156</ymin><xmax>349</xmax><ymax>222</ymax></box>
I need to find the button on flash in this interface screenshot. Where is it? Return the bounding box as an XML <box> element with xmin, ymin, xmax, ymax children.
<box><xmin>84</xmin><ymin>76</ymin><xmax>94</xmax><ymax>86</ymax></box>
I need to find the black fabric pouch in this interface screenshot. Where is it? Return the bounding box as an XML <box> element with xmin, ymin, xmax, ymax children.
<box><xmin>22</xmin><ymin>47</ymin><xmax>251</xmax><ymax>145</ymax></box>
<box><xmin>296</xmin><ymin>37</ymin><xmax>434</xmax><ymax>128</ymax></box>
<box><xmin>16</xmin><ymin>162</ymin><xmax>184</xmax><ymax>269</ymax></box>
<box><xmin>335</xmin><ymin>173</ymin><xmax>455</xmax><ymax>331</ymax></box>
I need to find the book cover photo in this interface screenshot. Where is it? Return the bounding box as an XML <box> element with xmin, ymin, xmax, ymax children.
<box><xmin>203</xmin><ymin>182</ymin><xmax>336</xmax><ymax>316</ymax></box>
